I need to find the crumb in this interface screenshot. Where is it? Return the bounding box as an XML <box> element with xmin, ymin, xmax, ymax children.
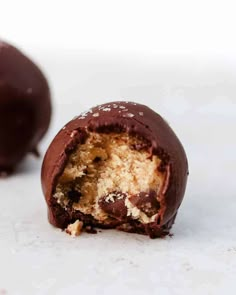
<box><xmin>66</xmin><ymin>220</ymin><xmax>83</xmax><ymax>237</ymax></box>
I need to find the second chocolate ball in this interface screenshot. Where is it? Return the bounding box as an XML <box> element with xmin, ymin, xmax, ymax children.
<box><xmin>0</xmin><ymin>41</ymin><xmax>51</xmax><ymax>174</ymax></box>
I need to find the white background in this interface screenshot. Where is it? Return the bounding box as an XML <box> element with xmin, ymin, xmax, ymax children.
<box><xmin>0</xmin><ymin>1</ymin><xmax>236</xmax><ymax>294</ymax></box>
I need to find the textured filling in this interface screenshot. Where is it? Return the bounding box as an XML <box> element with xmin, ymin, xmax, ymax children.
<box><xmin>53</xmin><ymin>132</ymin><xmax>165</xmax><ymax>225</ymax></box>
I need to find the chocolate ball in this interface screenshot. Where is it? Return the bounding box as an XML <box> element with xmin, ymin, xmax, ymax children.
<box><xmin>0</xmin><ymin>41</ymin><xmax>51</xmax><ymax>174</ymax></box>
<box><xmin>41</xmin><ymin>101</ymin><xmax>188</xmax><ymax>238</ymax></box>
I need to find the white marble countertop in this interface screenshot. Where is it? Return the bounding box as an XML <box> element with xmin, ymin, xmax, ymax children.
<box><xmin>0</xmin><ymin>51</ymin><xmax>236</xmax><ymax>295</ymax></box>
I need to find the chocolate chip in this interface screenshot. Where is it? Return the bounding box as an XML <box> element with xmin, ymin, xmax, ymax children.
<box><xmin>93</xmin><ymin>157</ymin><xmax>101</xmax><ymax>163</ymax></box>
<box><xmin>99</xmin><ymin>192</ymin><xmax>128</xmax><ymax>220</ymax></box>
<box><xmin>83</xmin><ymin>168</ymin><xmax>88</xmax><ymax>175</ymax></box>
<box><xmin>129</xmin><ymin>191</ymin><xmax>160</xmax><ymax>217</ymax></box>
<box><xmin>67</xmin><ymin>190</ymin><xmax>82</xmax><ymax>203</ymax></box>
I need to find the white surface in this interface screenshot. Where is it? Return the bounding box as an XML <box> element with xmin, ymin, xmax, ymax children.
<box><xmin>0</xmin><ymin>51</ymin><xmax>236</xmax><ymax>295</ymax></box>
<box><xmin>1</xmin><ymin>1</ymin><xmax>236</xmax><ymax>294</ymax></box>
<box><xmin>1</xmin><ymin>0</ymin><xmax>236</xmax><ymax>56</ymax></box>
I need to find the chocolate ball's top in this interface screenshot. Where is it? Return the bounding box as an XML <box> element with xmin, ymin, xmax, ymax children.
<box><xmin>42</xmin><ymin>101</ymin><xmax>188</xmax><ymax>231</ymax></box>
<box><xmin>0</xmin><ymin>41</ymin><xmax>51</xmax><ymax>173</ymax></box>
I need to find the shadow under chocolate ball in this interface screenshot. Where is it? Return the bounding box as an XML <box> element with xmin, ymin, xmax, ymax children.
<box><xmin>41</xmin><ymin>101</ymin><xmax>188</xmax><ymax>239</ymax></box>
<box><xmin>0</xmin><ymin>41</ymin><xmax>51</xmax><ymax>175</ymax></box>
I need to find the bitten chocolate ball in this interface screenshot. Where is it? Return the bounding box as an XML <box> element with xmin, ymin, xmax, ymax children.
<box><xmin>41</xmin><ymin>101</ymin><xmax>188</xmax><ymax>238</ymax></box>
<box><xmin>0</xmin><ymin>41</ymin><xmax>51</xmax><ymax>175</ymax></box>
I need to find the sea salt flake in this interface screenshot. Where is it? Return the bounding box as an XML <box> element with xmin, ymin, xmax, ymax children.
<box><xmin>105</xmin><ymin>193</ymin><xmax>116</xmax><ymax>203</ymax></box>
<box><xmin>70</xmin><ymin>130</ymin><xmax>77</xmax><ymax>138</ymax></box>
<box><xmin>102</xmin><ymin>108</ymin><xmax>111</xmax><ymax>112</ymax></box>
<box><xmin>123</xmin><ymin>113</ymin><xmax>134</xmax><ymax>118</ymax></box>
<box><xmin>80</xmin><ymin>107</ymin><xmax>93</xmax><ymax>117</ymax></box>
<box><xmin>93</xmin><ymin>112</ymin><xmax>99</xmax><ymax>117</ymax></box>
<box><xmin>117</xmin><ymin>193</ymin><xmax>124</xmax><ymax>200</ymax></box>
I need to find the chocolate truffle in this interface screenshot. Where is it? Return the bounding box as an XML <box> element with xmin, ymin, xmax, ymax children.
<box><xmin>0</xmin><ymin>41</ymin><xmax>51</xmax><ymax>175</ymax></box>
<box><xmin>41</xmin><ymin>101</ymin><xmax>188</xmax><ymax>238</ymax></box>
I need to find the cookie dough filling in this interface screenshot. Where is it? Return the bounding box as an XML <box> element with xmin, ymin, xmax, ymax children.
<box><xmin>53</xmin><ymin>132</ymin><xmax>166</xmax><ymax>228</ymax></box>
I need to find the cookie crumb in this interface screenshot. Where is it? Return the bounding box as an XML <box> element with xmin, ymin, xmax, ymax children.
<box><xmin>66</xmin><ymin>220</ymin><xmax>83</xmax><ymax>237</ymax></box>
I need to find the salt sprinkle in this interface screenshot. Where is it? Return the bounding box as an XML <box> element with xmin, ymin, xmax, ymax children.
<box><xmin>102</xmin><ymin>107</ymin><xmax>111</xmax><ymax>112</ymax></box>
<box><xmin>93</xmin><ymin>112</ymin><xmax>99</xmax><ymax>117</ymax></box>
<box><xmin>123</xmin><ymin>113</ymin><xmax>134</xmax><ymax>118</ymax></box>
<box><xmin>105</xmin><ymin>193</ymin><xmax>116</xmax><ymax>203</ymax></box>
<box><xmin>80</xmin><ymin>107</ymin><xmax>94</xmax><ymax>118</ymax></box>
<box><xmin>117</xmin><ymin>193</ymin><xmax>124</xmax><ymax>199</ymax></box>
<box><xmin>70</xmin><ymin>130</ymin><xmax>77</xmax><ymax>138</ymax></box>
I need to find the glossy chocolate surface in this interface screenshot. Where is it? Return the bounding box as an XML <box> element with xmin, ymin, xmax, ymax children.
<box><xmin>0</xmin><ymin>41</ymin><xmax>51</xmax><ymax>174</ymax></box>
<box><xmin>42</xmin><ymin>101</ymin><xmax>188</xmax><ymax>238</ymax></box>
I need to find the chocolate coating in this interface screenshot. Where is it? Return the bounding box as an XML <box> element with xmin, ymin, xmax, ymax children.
<box><xmin>129</xmin><ymin>191</ymin><xmax>160</xmax><ymax>218</ymax></box>
<box><xmin>99</xmin><ymin>192</ymin><xmax>128</xmax><ymax>221</ymax></box>
<box><xmin>41</xmin><ymin>101</ymin><xmax>188</xmax><ymax>238</ymax></box>
<box><xmin>0</xmin><ymin>41</ymin><xmax>51</xmax><ymax>174</ymax></box>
